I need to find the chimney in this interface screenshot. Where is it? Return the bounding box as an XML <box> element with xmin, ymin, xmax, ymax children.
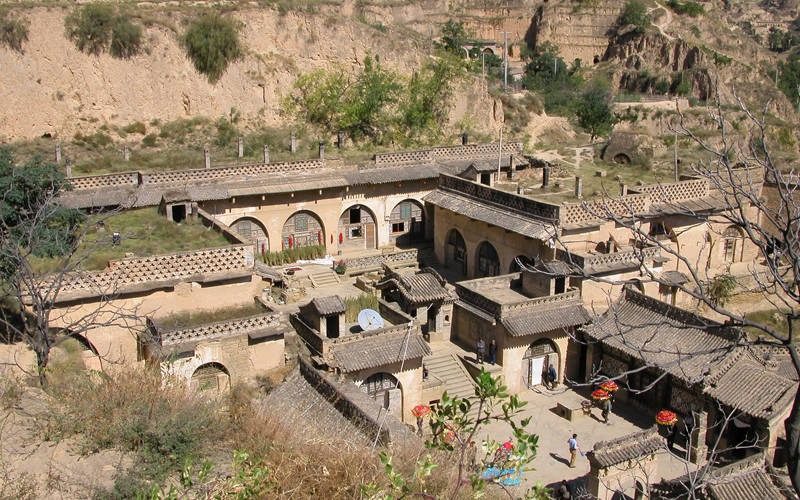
<box><xmin>124</xmin><ymin>146</ymin><xmax>130</xmax><ymax>161</ymax></box>
<box><xmin>238</xmin><ymin>137</ymin><xmax>244</xmax><ymax>158</ymax></box>
<box><xmin>575</xmin><ymin>176</ymin><xmax>583</xmax><ymax>199</ymax></box>
<box><xmin>290</xmin><ymin>132</ymin><xmax>296</xmax><ymax>153</ymax></box>
<box><xmin>337</xmin><ymin>130</ymin><xmax>345</xmax><ymax>149</ymax></box>
<box><xmin>319</xmin><ymin>141</ymin><xmax>325</xmax><ymax>160</ymax></box>
<box><xmin>55</xmin><ymin>144</ymin><xmax>61</xmax><ymax>164</ymax></box>
<box><xmin>462</xmin><ymin>132</ymin><xmax>468</xmax><ymax>145</ymax></box>
<box><xmin>619</xmin><ymin>183</ymin><xmax>628</xmax><ymax>196</ymax></box>
<box><xmin>204</xmin><ymin>148</ymin><xmax>211</xmax><ymax>169</ymax></box>
<box><xmin>65</xmin><ymin>158</ymin><xmax>72</xmax><ymax>178</ymax></box>
<box><xmin>542</xmin><ymin>167</ymin><xmax>550</xmax><ymax>189</ymax></box>
<box><xmin>264</xmin><ymin>145</ymin><xmax>270</xmax><ymax>163</ymax></box>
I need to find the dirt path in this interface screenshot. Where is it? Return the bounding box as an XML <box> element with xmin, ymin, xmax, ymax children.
<box><xmin>651</xmin><ymin>2</ymin><xmax>676</xmax><ymax>41</ymax></box>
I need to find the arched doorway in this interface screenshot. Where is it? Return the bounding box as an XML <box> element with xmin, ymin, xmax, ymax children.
<box><xmin>191</xmin><ymin>362</ymin><xmax>230</xmax><ymax>392</ymax></box>
<box><xmin>476</xmin><ymin>241</ymin><xmax>500</xmax><ymax>278</ymax></box>
<box><xmin>360</xmin><ymin>372</ymin><xmax>401</xmax><ymax>413</ymax></box>
<box><xmin>722</xmin><ymin>225</ymin><xmax>744</xmax><ymax>263</ymax></box>
<box><xmin>282</xmin><ymin>210</ymin><xmax>324</xmax><ymax>249</ymax></box>
<box><xmin>445</xmin><ymin>229</ymin><xmax>467</xmax><ymax>276</ymax></box>
<box><xmin>55</xmin><ymin>333</ymin><xmax>102</xmax><ymax>371</ymax></box>
<box><xmin>389</xmin><ymin>199</ymin><xmax>424</xmax><ymax>247</ymax></box>
<box><xmin>232</xmin><ymin>217</ymin><xmax>269</xmax><ymax>255</ymax></box>
<box><xmin>338</xmin><ymin>204</ymin><xmax>376</xmax><ymax>251</ymax></box>
<box><xmin>522</xmin><ymin>339</ymin><xmax>559</xmax><ymax>389</ymax></box>
<box><xmin>509</xmin><ymin>255</ymin><xmax>533</xmax><ymax>273</ymax></box>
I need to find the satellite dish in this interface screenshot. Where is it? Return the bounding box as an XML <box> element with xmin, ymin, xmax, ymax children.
<box><xmin>358</xmin><ymin>309</ymin><xmax>384</xmax><ymax>331</ymax></box>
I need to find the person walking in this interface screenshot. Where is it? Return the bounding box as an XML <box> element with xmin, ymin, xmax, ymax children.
<box><xmin>547</xmin><ymin>364</ymin><xmax>558</xmax><ymax>389</ymax></box>
<box><xmin>416</xmin><ymin>415</ymin><xmax>424</xmax><ymax>436</ymax></box>
<box><xmin>488</xmin><ymin>338</ymin><xmax>497</xmax><ymax>365</ymax></box>
<box><xmin>600</xmin><ymin>397</ymin><xmax>611</xmax><ymax>424</ymax></box>
<box><xmin>667</xmin><ymin>422</ymin><xmax>678</xmax><ymax>451</ymax></box>
<box><xmin>568</xmin><ymin>434</ymin><xmax>581</xmax><ymax>468</ymax></box>
<box><xmin>476</xmin><ymin>337</ymin><xmax>486</xmax><ymax>364</ymax></box>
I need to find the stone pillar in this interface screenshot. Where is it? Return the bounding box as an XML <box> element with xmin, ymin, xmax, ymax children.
<box><xmin>124</xmin><ymin>146</ymin><xmax>131</xmax><ymax>161</ymax></box>
<box><xmin>263</xmin><ymin>145</ymin><xmax>270</xmax><ymax>163</ymax></box>
<box><xmin>462</xmin><ymin>132</ymin><xmax>468</xmax><ymax>145</ymax></box>
<box><xmin>238</xmin><ymin>137</ymin><xmax>244</xmax><ymax>158</ymax></box>
<box><xmin>337</xmin><ymin>130</ymin><xmax>345</xmax><ymax>149</ymax></box>
<box><xmin>517</xmin><ymin>185</ymin><xmax>523</xmax><ymax>195</ymax></box>
<box><xmin>689</xmin><ymin>410</ymin><xmax>709</xmax><ymax>464</ymax></box>
<box><xmin>619</xmin><ymin>183</ymin><xmax>628</xmax><ymax>196</ymax></box>
<box><xmin>290</xmin><ymin>132</ymin><xmax>296</xmax><ymax>153</ymax></box>
<box><xmin>575</xmin><ymin>176</ymin><xmax>583</xmax><ymax>199</ymax></box>
<box><xmin>65</xmin><ymin>158</ymin><xmax>72</xmax><ymax>178</ymax></box>
<box><xmin>204</xmin><ymin>148</ymin><xmax>211</xmax><ymax>168</ymax></box>
<box><xmin>584</xmin><ymin>342</ymin><xmax>595</xmax><ymax>383</ymax></box>
<box><xmin>55</xmin><ymin>144</ymin><xmax>61</xmax><ymax>164</ymax></box>
<box><xmin>508</xmin><ymin>155</ymin><xmax>516</xmax><ymax>179</ymax></box>
<box><xmin>319</xmin><ymin>141</ymin><xmax>325</xmax><ymax>160</ymax></box>
<box><xmin>542</xmin><ymin>167</ymin><xmax>550</xmax><ymax>189</ymax></box>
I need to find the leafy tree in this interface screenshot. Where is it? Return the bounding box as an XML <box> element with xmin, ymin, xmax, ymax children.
<box><xmin>399</xmin><ymin>58</ymin><xmax>460</xmax><ymax>143</ymax></box>
<box><xmin>339</xmin><ymin>55</ymin><xmax>401</xmax><ymax>142</ymax></box>
<box><xmin>287</xmin><ymin>69</ymin><xmax>349</xmax><ymax>130</ymax></box>
<box><xmin>778</xmin><ymin>52</ymin><xmax>800</xmax><ymax>107</ymax></box>
<box><xmin>182</xmin><ymin>13</ymin><xmax>243</xmax><ymax>84</ymax></box>
<box><xmin>0</xmin><ymin>9</ymin><xmax>29</xmax><ymax>53</ymax></box>
<box><xmin>768</xmin><ymin>27</ymin><xmax>800</xmax><ymax>53</ymax></box>
<box><xmin>575</xmin><ymin>82</ymin><xmax>617</xmax><ymax>141</ymax></box>
<box><xmin>618</xmin><ymin>0</ymin><xmax>651</xmax><ymax>35</ymax></box>
<box><xmin>110</xmin><ymin>15</ymin><xmax>143</xmax><ymax>59</ymax></box>
<box><xmin>440</xmin><ymin>20</ymin><xmax>469</xmax><ymax>55</ymax></box>
<box><xmin>65</xmin><ymin>3</ymin><xmax>115</xmax><ymax>55</ymax></box>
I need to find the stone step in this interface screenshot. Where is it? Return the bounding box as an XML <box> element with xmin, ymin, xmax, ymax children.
<box><xmin>309</xmin><ymin>270</ymin><xmax>340</xmax><ymax>288</ymax></box>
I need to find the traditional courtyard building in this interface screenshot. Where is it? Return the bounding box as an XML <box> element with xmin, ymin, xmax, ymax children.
<box><xmin>37</xmin><ymin>244</ymin><xmax>277</xmax><ymax>380</ymax></box>
<box><xmin>291</xmin><ymin>296</ymin><xmax>431</xmax><ymax>423</ymax></box>
<box><xmin>374</xmin><ymin>268</ymin><xmax>456</xmax><ymax>342</ymax></box>
<box><xmin>424</xmin><ymin>171</ymin><xmax>761</xmax><ymax>311</ymax></box>
<box><xmin>144</xmin><ymin>312</ymin><xmax>289</xmax><ymax>391</ymax></box>
<box><xmin>451</xmin><ymin>268</ymin><xmax>590</xmax><ymax>394</ymax></box>
<box><xmin>58</xmin><ymin>142</ymin><xmax>527</xmax><ymax>255</ymax></box>
<box><xmin>584</xmin><ymin>286</ymin><xmax>798</xmax><ymax>467</ymax></box>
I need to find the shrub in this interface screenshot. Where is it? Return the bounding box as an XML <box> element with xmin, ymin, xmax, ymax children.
<box><xmin>655</xmin><ymin>78</ymin><xmax>671</xmax><ymax>94</ymax></box>
<box><xmin>182</xmin><ymin>13</ymin><xmax>243</xmax><ymax>83</ymax></box>
<box><xmin>65</xmin><ymin>4</ymin><xmax>142</xmax><ymax>58</ymax></box>
<box><xmin>665</xmin><ymin>0</ymin><xmax>705</xmax><ymax>16</ymax></box>
<box><xmin>0</xmin><ymin>9</ymin><xmax>29</xmax><ymax>53</ymax></box>
<box><xmin>122</xmin><ymin>121</ymin><xmax>146</xmax><ymax>135</ymax></box>
<box><xmin>109</xmin><ymin>16</ymin><xmax>142</xmax><ymax>58</ymax></box>
<box><xmin>261</xmin><ymin>244</ymin><xmax>325</xmax><ymax>265</ymax></box>
<box><xmin>142</xmin><ymin>133</ymin><xmax>158</xmax><ymax>147</ymax></box>
<box><xmin>214</xmin><ymin>116</ymin><xmax>239</xmax><ymax>147</ymax></box>
<box><xmin>619</xmin><ymin>0</ymin><xmax>651</xmax><ymax>34</ymax></box>
<box><xmin>65</xmin><ymin>3</ymin><xmax>115</xmax><ymax>55</ymax></box>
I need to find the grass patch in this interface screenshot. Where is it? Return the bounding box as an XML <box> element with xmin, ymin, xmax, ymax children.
<box><xmin>744</xmin><ymin>310</ymin><xmax>800</xmax><ymax>340</ymax></box>
<box><xmin>31</xmin><ymin>207</ymin><xmax>230</xmax><ymax>272</ymax></box>
<box><xmin>0</xmin><ymin>8</ymin><xmax>29</xmax><ymax>53</ymax></box>
<box><xmin>261</xmin><ymin>244</ymin><xmax>326</xmax><ymax>265</ymax></box>
<box><xmin>156</xmin><ymin>302</ymin><xmax>266</xmax><ymax>330</ymax></box>
<box><xmin>345</xmin><ymin>294</ymin><xmax>379</xmax><ymax>323</ymax></box>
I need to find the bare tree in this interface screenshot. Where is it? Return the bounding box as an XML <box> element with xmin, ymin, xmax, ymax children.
<box><xmin>523</xmin><ymin>89</ymin><xmax>800</xmax><ymax>495</ymax></box>
<box><xmin>0</xmin><ymin>150</ymin><xmax>140</xmax><ymax>388</ymax></box>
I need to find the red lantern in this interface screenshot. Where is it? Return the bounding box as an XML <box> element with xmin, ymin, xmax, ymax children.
<box><xmin>317</xmin><ymin>231</ymin><xmax>321</xmax><ymax>244</ymax></box>
<box><xmin>288</xmin><ymin>236</ymin><xmax>293</xmax><ymax>248</ymax></box>
<box><xmin>339</xmin><ymin>233</ymin><xmax>343</xmax><ymax>244</ymax></box>
<box><xmin>502</xmin><ymin>441</ymin><xmax>513</xmax><ymax>450</ymax></box>
<box><xmin>591</xmin><ymin>389</ymin><xmax>611</xmax><ymax>400</ymax></box>
<box><xmin>600</xmin><ymin>381</ymin><xmax>619</xmax><ymax>392</ymax></box>
<box><xmin>656</xmin><ymin>410</ymin><xmax>678</xmax><ymax>425</ymax></box>
<box><xmin>411</xmin><ymin>405</ymin><xmax>431</xmax><ymax>418</ymax></box>
<box><xmin>443</xmin><ymin>430</ymin><xmax>456</xmax><ymax>445</ymax></box>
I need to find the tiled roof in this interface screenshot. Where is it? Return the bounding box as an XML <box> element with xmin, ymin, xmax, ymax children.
<box><xmin>329</xmin><ymin>332</ymin><xmax>431</xmax><ymax>372</ymax></box>
<box><xmin>307</xmin><ymin>296</ymin><xmax>346</xmax><ymax>316</ymax></box>
<box><xmin>375</xmin><ymin>270</ymin><xmax>452</xmax><ymax>305</ymax></box>
<box><xmin>588</xmin><ymin>427</ymin><xmax>664</xmax><ymax>468</ymax></box>
<box><xmin>501</xmin><ymin>303</ymin><xmax>590</xmax><ymax>337</ymax></box>
<box><xmin>705</xmin><ymin>454</ymin><xmax>796</xmax><ymax>500</ymax></box>
<box><xmin>156</xmin><ymin>313</ymin><xmax>285</xmax><ymax>351</ymax></box>
<box><xmin>423</xmin><ymin>189</ymin><xmax>556</xmax><ymax>241</ymax></box>
<box><xmin>588</xmin><ymin>288</ymin><xmax>798</xmax><ymax>420</ymax></box>
<box><xmin>661</xmin><ymin>270</ymin><xmax>690</xmax><ymax>285</ymax></box>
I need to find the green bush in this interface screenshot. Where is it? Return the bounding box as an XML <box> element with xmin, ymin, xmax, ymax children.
<box><xmin>65</xmin><ymin>4</ymin><xmax>142</xmax><ymax>58</ymax></box>
<box><xmin>142</xmin><ymin>133</ymin><xmax>158</xmax><ymax>147</ymax></box>
<box><xmin>182</xmin><ymin>13</ymin><xmax>243</xmax><ymax>83</ymax></box>
<box><xmin>261</xmin><ymin>244</ymin><xmax>325</xmax><ymax>265</ymax></box>
<box><xmin>665</xmin><ymin>0</ymin><xmax>705</xmax><ymax>16</ymax></box>
<box><xmin>619</xmin><ymin>0</ymin><xmax>651</xmax><ymax>34</ymax></box>
<box><xmin>0</xmin><ymin>9</ymin><xmax>29</xmax><ymax>53</ymax></box>
<box><xmin>110</xmin><ymin>16</ymin><xmax>142</xmax><ymax>58</ymax></box>
<box><xmin>655</xmin><ymin>78</ymin><xmax>671</xmax><ymax>94</ymax></box>
<box><xmin>123</xmin><ymin>121</ymin><xmax>146</xmax><ymax>135</ymax></box>
<box><xmin>214</xmin><ymin>117</ymin><xmax>239</xmax><ymax>148</ymax></box>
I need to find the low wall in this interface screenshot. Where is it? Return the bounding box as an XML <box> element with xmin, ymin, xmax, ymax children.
<box><xmin>196</xmin><ymin>206</ymin><xmax>249</xmax><ymax>246</ymax></box>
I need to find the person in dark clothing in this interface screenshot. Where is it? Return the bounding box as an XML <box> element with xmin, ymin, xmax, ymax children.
<box><xmin>476</xmin><ymin>338</ymin><xmax>486</xmax><ymax>364</ymax></box>
<box><xmin>600</xmin><ymin>398</ymin><xmax>611</xmax><ymax>424</ymax></box>
<box><xmin>422</xmin><ymin>363</ymin><xmax>429</xmax><ymax>380</ymax></box>
<box><xmin>667</xmin><ymin>422</ymin><xmax>678</xmax><ymax>451</ymax></box>
<box><xmin>488</xmin><ymin>339</ymin><xmax>497</xmax><ymax>364</ymax></box>
<box><xmin>547</xmin><ymin>364</ymin><xmax>558</xmax><ymax>389</ymax></box>
<box><xmin>557</xmin><ymin>480</ymin><xmax>571</xmax><ymax>499</ymax></box>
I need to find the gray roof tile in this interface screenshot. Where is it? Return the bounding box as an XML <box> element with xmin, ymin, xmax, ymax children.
<box><xmin>329</xmin><ymin>332</ymin><xmax>431</xmax><ymax>372</ymax></box>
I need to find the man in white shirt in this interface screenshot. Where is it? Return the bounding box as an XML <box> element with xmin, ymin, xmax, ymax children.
<box><xmin>568</xmin><ymin>433</ymin><xmax>580</xmax><ymax>468</ymax></box>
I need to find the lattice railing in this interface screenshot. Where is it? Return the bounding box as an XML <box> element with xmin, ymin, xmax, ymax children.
<box><xmin>345</xmin><ymin>249</ymin><xmax>419</xmax><ymax>271</ymax></box>
<box><xmin>557</xmin><ymin>245</ymin><xmax>660</xmax><ymax>273</ymax></box>
<box><xmin>373</xmin><ymin>150</ymin><xmax>434</xmax><ymax>166</ymax></box>
<box><xmin>634</xmin><ymin>179</ymin><xmax>708</xmax><ymax>203</ymax></box>
<box><xmin>560</xmin><ymin>194</ymin><xmax>650</xmax><ymax>226</ymax></box>
<box><xmin>432</xmin><ymin>142</ymin><xmax>523</xmax><ymax>161</ymax></box>
<box><xmin>440</xmin><ymin>174</ymin><xmax>560</xmax><ymax>221</ymax></box>
<box><xmin>499</xmin><ymin>288</ymin><xmax>581</xmax><ymax>317</ymax></box>
<box><xmin>68</xmin><ymin>172</ymin><xmax>139</xmax><ymax>191</ymax></box>
<box><xmin>160</xmin><ymin>313</ymin><xmax>281</xmax><ymax>346</ymax></box>
<box><xmin>142</xmin><ymin>160</ymin><xmax>325</xmax><ymax>185</ymax></box>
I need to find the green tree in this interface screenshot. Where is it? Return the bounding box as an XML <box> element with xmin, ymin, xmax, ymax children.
<box><xmin>110</xmin><ymin>15</ymin><xmax>142</xmax><ymax>59</ymax></box>
<box><xmin>339</xmin><ymin>55</ymin><xmax>401</xmax><ymax>141</ymax></box>
<box><xmin>618</xmin><ymin>0</ymin><xmax>651</xmax><ymax>35</ymax></box>
<box><xmin>65</xmin><ymin>3</ymin><xmax>115</xmax><ymax>55</ymax></box>
<box><xmin>576</xmin><ymin>83</ymin><xmax>617</xmax><ymax>141</ymax></box>
<box><xmin>779</xmin><ymin>52</ymin><xmax>800</xmax><ymax>108</ymax></box>
<box><xmin>182</xmin><ymin>13</ymin><xmax>243</xmax><ymax>84</ymax></box>
<box><xmin>287</xmin><ymin>69</ymin><xmax>349</xmax><ymax>130</ymax></box>
<box><xmin>399</xmin><ymin>58</ymin><xmax>460</xmax><ymax>143</ymax></box>
<box><xmin>441</xmin><ymin>20</ymin><xmax>469</xmax><ymax>55</ymax></box>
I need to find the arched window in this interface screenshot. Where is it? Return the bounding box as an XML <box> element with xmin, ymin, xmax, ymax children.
<box><xmin>338</xmin><ymin>205</ymin><xmax>376</xmax><ymax>249</ymax></box>
<box><xmin>446</xmin><ymin>229</ymin><xmax>467</xmax><ymax>276</ymax></box>
<box><xmin>522</xmin><ymin>339</ymin><xmax>559</xmax><ymax>389</ymax></box>
<box><xmin>191</xmin><ymin>362</ymin><xmax>230</xmax><ymax>392</ymax></box>
<box><xmin>361</xmin><ymin>372</ymin><xmax>400</xmax><ymax>410</ymax></box>
<box><xmin>389</xmin><ymin>199</ymin><xmax>424</xmax><ymax>246</ymax></box>
<box><xmin>722</xmin><ymin>226</ymin><xmax>743</xmax><ymax>263</ymax></box>
<box><xmin>282</xmin><ymin>210</ymin><xmax>325</xmax><ymax>249</ymax></box>
<box><xmin>232</xmin><ymin>217</ymin><xmax>269</xmax><ymax>253</ymax></box>
<box><xmin>476</xmin><ymin>242</ymin><xmax>500</xmax><ymax>278</ymax></box>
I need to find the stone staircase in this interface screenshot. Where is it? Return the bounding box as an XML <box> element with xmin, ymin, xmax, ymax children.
<box><xmin>425</xmin><ymin>353</ymin><xmax>479</xmax><ymax>418</ymax></box>
<box><xmin>309</xmin><ymin>269</ymin><xmax>340</xmax><ymax>288</ymax></box>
